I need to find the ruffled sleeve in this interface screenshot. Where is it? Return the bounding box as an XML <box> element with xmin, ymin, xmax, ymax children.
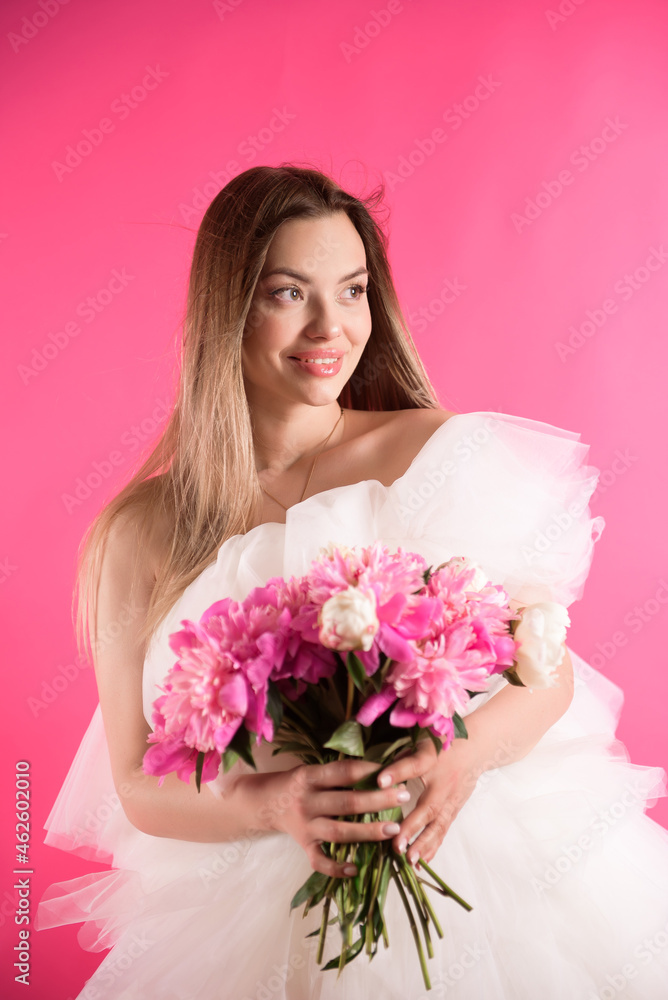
<box><xmin>387</xmin><ymin>411</ymin><xmax>606</xmax><ymax>608</ymax></box>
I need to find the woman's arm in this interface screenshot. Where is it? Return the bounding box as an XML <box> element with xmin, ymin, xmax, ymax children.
<box><xmin>93</xmin><ymin>510</ymin><xmax>409</xmax><ymax>877</ymax></box>
<box><xmin>92</xmin><ymin>508</ymin><xmax>276</xmax><ymax>844</ymax></box>
<box><xmin>375</xmin><ymin>645</ymin><xmax>575</xmax><ymax>865</ymax></box>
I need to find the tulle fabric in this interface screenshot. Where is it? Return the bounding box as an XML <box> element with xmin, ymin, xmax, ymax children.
<box><xmin>37</xmin><ymin>411</ymin><xmax>668</xmax><ymax>999</ymax></box>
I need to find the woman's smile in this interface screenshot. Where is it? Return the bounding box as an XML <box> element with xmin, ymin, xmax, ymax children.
<box><xmin>241</xmin><ymin>212</ymin><xmax>372</xmax><ymax>405</ymax></box>
<box><xmin>287</xmin><ymin>349</ymin><xmax>346</xmax><ymax>376</ymax></box>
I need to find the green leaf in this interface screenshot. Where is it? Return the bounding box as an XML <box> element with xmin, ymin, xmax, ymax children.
<box><xmin>222</xmin><ymin>748</ymin><xmax>239</xmax><ymax>773</ymax></box>
<box><xmin>508</xmin><ymin>615</ymin><xmax>523</xmax><ymax>636</ymax></box>
<box><xmin>503</xmin><ymin>667</ymin><xmax>527</xmax><ymax>687</ymax></box>
<box><xmin>323</xmin><ymin>720</ymin><xmax>365</xmax><ymax>757</ymax></box>
<box><xmin>378</xmin><ymin>806</ymin><xmax>403</xmax><ymax>823</ymax></box>
<box><xmin>346</xmin><ymin>652</ymin><xmax>368</xmax><ymax>692</ymax></box>
<box><xmin>350</xmin><ymin>767</ymin><xmax>383</xmax><ymax>791</ymax></box>
<box><xmin>372</xmin><ymin>903</ymin><xmax>385</xmax><ymax>941</ymax></box>
<box><xmin>305</xmin><ymin>919</ymin><xmax>338</xmax><ymax>937</ymax></box>
<box><xmin>369</xmin><ymin>668</ymin><xmax>383</xmax><ymax>693</ymax></box>
<box><xmin>266</xmin><ymin>681</ymin><xmax>283</xmax><ymax>733</ymax></box>
<box><xmin>290</xmin><ymin>870</ymin><xmax>329</xmax><ymax>911</ymax></box>
<box><xmin>271</xmin><ymin>741</ymin><xmax>314</xmax><ymax>756</ymax></box>
<box><xmin>362</xmin><ymin>742</ymin><xmax>392</xmax><ymax>763</ymax></box>
<box><xmin>303</xmin><ymin>871</ymin><xmax>333</xmax><ymax>913</ymax></box>
<box><xmin>322</xmin><ymin>936</ymin><xmax>364</xmax><ymax>970</ymax></box>
<box><xmin>378</xmin><ymin>856</ymin><xmax>392</xmax><ymax>910</ymax></box>
<box><xmin>426</xmin><ymin>730</ymin><xmax>443</xmax><ymax>755</ymax></box>
<box><xmin>379</xmin><ymin>735</ymin><xmax>412</xmax><ymax>762</ymax></box>
<box><xmin>195</xmin><ymin>751</ymin><xmax>205</xmax><ymax>793</ymax></box>
<box><xmin>227</xmin><ymin>725</ymin><xmax>257</xmax><ymax>770</ymax></box>
<box><xmin>452</xmin><ymin>713</ymin><xmax>468</xmax><ymax>740</ymax></box>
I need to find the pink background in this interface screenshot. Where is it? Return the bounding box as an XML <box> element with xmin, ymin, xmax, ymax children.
<box><xmin>2</xmin><ymin>0</ymin><xmax>667</xmax><ymax>996</ymax></box>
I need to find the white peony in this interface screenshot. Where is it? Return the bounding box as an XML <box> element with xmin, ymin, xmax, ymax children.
<box><xmin>318</xmin><ymin>540</ymin><xmax>353</xmax><ymax>560</ymax></box>
<box><xmin>513</xmin><ymin>602</ymin><xmax>571</xmax><ymax>690</ymax></box>
<box><xmin>443</xmin><ymin>555</ymin><xmax>491</xmax><ymax>592</ymax></box>
<box><xmin>318</xmin><ymin>586</ymin><xmax>380</xmax><ymax>652</ymax></box>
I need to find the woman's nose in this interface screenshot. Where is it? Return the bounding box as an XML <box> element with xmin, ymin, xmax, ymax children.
<box><xmin>307</xmin><ymin>299</ymin><xmax>342</xmax><ymax>338</ymax></box>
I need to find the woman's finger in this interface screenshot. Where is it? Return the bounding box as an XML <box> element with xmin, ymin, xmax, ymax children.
<box><xmin>298</xmin><ymin>758</ymin><xmax>381</xmax><ymax>791</ymax></box>
<box><xmin>395</xmin><ymin>789</ymin><xmax>458</xmax><ymax>865</ymax></box>
<box><xmin>376</xmin><ymin>737</ymin><xmax>439</xmax><ymax>788</ymax></box>
<box><xmin>405</xmin><ymin>804</ymin><xmax>457</xmax><ymax>867</ymax></box>
<box><xmin>306</xmin><ymin>842</ymin><xmax>360</xmax><ymax>879</ymax></box>
<box><xmin>312</xmin><ymin>783</ymin><xmax>410</xmax><ymax>818</ymax></box>
<box><xmin>310</xmin><ymin>815</ymin><xmax>404</xmax><ymax>845</ymax></box>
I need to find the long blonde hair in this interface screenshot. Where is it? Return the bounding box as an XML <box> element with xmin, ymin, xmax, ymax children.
<box><xmin>74</xmin><ymin>163</ymin><xmax>441</xmax><ymax>664</ymax></box>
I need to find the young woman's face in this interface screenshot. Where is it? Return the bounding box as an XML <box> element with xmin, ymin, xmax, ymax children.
<box><xmin>241</xmin><ymin>212</ymin><xmax>372</xmax><ymax>411</ymax></box>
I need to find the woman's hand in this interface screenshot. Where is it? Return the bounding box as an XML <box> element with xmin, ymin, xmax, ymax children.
<box><xmin>375</xmin><ymin>737</ymin><xmax>482</xmax><ymax>869</ymax></box>
<box><xmin>264</xmin><ymin>758</ymin><xmax>412</xmax><ymax>879</ymax></box>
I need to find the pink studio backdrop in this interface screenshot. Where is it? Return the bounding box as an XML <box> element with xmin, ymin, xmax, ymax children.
<box><xmin>2</xmin><ymin>0</ymin><xmax>667</xmax><ymax>996</ymax></box>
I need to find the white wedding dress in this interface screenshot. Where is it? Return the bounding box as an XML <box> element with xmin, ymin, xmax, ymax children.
<box><xmin>37</xmin><ymin>411</ymin><xmax>668</xmax><ymax>999</ymax></box>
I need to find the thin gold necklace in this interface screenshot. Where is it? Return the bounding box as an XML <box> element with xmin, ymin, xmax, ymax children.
<box><xmin>260</xmin><ymin>405</ymin><xmax>344</xmax><ymax>511</ymax></box>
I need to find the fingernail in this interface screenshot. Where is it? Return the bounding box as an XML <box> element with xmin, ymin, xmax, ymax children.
<box><xmin>396</xmin><ymin>789</ymin><xmax>410</xmax><ymax>803</ymax></box>
<box><xmin>378</xmin><ymin>773</ymin><xmax>391</xmax><ymax>788</ymax></box>
<box><xmin>407</xmin><ymin>850</ymin><xmax>417</xmax><ymax>866</ymax></box>
<box><xmin>342</xmin><ymin>865</ymin><xmax>357</xmax><ymax>876</ymax></box>
<box><xmin>397</xmin><ymin>837</ymin><xmax>407</xmax><ymax>853</ymax></box>
<box><xmin>383</xmin><ymin>822</ymin><xmax>401</xmax><ymax>836</ymax></box>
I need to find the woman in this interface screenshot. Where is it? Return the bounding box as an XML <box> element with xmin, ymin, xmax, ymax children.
<box><xmin>38</xmin><ymin>165</ymin><xmax>668</xmax><ymax>998</ymax></box>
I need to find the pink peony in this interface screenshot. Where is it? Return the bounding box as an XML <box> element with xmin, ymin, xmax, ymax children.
<box><xmin>144</xmin><ymin>582</ymin><xmax>299</xmax><ymax>785</ymax></box>
<box><xmin>142</xmin><ymin>613</ymin><xmax>252</xmax><ymax>785</ymax></box>
<box><xmin>307</xmin><ymin>541</ymin><xmax>438</xmax><ymax>675</ymax></box>
<box><xmin>264</xmin><ymin>575</ymin><xmax>338</xmax><ymax>691</ymax></box>
<box><xmin>357</xmin><ymin>563</ymin><xmax>519</xmax><ymax>739</ymax></box>
<box><xmin>143</xmin><ymin>717</ymin><xmax>222</xmax><ymax>786</ymax></box>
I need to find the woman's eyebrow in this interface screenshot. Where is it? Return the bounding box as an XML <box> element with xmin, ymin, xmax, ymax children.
<box><xmin>259</xmin><ymin>266</ymin><xmax>369</xmax><ymax>283</ymax></box>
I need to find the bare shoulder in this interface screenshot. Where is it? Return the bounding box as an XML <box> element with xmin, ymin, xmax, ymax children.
<box><xmin>388</xmin><ymin>407</ymin><xmax>459</xmax><ymax>436</ymax></box>
<box><xmin>102</xmin><ymin>494</ymin><xmax>172</xmax><ymax>591</ymax></box>
<box><xmin>350</xmin><ymin>407</ymin><xmax>459</xmax><ymax>486</ymax></box>
<box><xmin>98</xmin><ymin>510</ymin><xmax>156</xmax><ymax>617</ymax></box>
<box><xmin>389</xmin><ymin>408</ymin><xmax>459</xmax><ymax>474</ymax></box>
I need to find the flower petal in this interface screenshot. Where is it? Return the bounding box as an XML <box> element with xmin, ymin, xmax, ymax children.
<box><xmin>356</xmin><ymin>687</ymin><xmax>396</xmax><ymax>726</ymax></box>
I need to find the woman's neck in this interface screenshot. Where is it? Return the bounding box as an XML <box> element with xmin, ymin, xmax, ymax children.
<box><xmin>250</xmin><ymin>401</ymin><xmax>346</xmax><ymax>475</ymax></box>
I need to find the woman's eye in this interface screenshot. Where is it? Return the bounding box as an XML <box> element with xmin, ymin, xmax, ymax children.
<box><xmin>344</xmin><ymin>283</ymin><xmax>368</xmax><ymax>299</ymax></box>
<box><xmin>268</xmin><ymin>283</ymin><xmax>368</xmax><ymax>302</ymax></box>
<box><xmin>269</xmin><ymin>286</ymin><xmax>302</xmax><ymax>302</ymax></box>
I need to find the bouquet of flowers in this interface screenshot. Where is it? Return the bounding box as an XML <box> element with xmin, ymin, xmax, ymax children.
<box><xmin>143</xmin><ymin>542</ymin><xmax>570</xmax><ymax>990</ymax></box>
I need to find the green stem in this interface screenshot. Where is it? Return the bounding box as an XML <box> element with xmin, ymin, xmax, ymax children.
<box><xmin>381</xmin><ymin>914</ymin><xmax>389</xmax><ymax>949</ymax></box>
<box><xmin>398</xmin><ymin>855</ymin><xmax>433</xmax><ymax>959</ymax></box>
<box><xmin>336</xmin><ymin>675</ymin><xmax>356</xmax><ymax>766</ymax></box>
<box><xmin>413</xmin><ymin>878</ymin><xmax>444</xmax><ymax>939</ymax></box>
<box><xmin>337</xmin><ymin>911</ymin><xmax>353</xmax><ymax>978</ymax></box>
<box><xmin>317</xmin><ymin>895</ymin><xmax>331</xmax><ymax>965</ymax></box>
<box><xmin>416</xmin><ymin>859</ymin><xmax>473</xmax><ymax>911</ymax></box>
<box><xmin>278</xmin><ymin>692</ymin><xmax>314</xmax><ymax>729</ymax></box>
<box><xmin>365</xmin><ymin>847</ymin><xmax>385</xmax><ymax>955</ymax></box>
<box><xmin>323</xmin><ymin>672</ymin><xmax>347</xmax><ymax>719</ymax></box>
<box><xmin>345</xmin><ymin>672</ymin><xmax>354</xmax><ymax>721</ymax></box>
<box><xmin>390</xmin><ymin>864</ymin><xmax>431</xmax><ymax>991</ymax></box>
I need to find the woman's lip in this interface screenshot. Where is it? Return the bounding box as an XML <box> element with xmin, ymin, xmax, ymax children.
<box><xmin>288</xmin><ymin>353</ymin><xmax>344</xmax><ymax>360</ymax></box>
<box><xmin>288</xmin><ymin>356</ymin><xmax>344</xmax><ymax>377</ymax></box>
